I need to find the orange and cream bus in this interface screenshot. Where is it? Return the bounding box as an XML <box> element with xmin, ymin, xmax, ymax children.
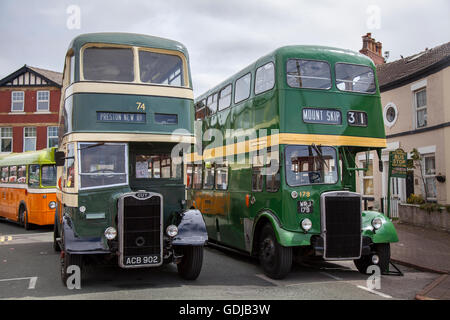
<box><xmin>0</xmin><ymin>147</ymin><xmax>57</xmax><ymax>229</ymax></box>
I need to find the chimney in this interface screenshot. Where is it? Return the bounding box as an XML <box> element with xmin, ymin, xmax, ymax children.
<box><xmin>359</xmin><ymin>33</ymin><xmax>385</xmax><ymax>65</ymax></box>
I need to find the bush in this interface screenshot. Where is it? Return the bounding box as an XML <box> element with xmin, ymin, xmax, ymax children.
<box><xmin>407</xmin><ymin>193</ymin><xmax>425</xmax><ymax>205</ymax></box>
<box><xmin>419</xmin><ymin>202</ymin><xmax>443</xmax><ymax>213</ymax></box>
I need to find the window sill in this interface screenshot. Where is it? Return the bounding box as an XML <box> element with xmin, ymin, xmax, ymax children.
<box><xmin>34</xmin><ymin>111</ymin><xmax>51</xmax><ymax>114</ymax></box>
<box><xmin>8</xmin><ymin>111</ymin><xmax>25</xmax><ymax>115</ymax></box>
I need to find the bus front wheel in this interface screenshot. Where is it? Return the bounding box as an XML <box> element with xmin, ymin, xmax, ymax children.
<box><xmin>60</xmin><ymin>252</ymin><xmax>83</xmax><ymax>287</ymax></box>
<box><xmin>19</xmin><ymin>206</ymin><xmax>32</xmax><ymax>230</ymax></box>
<box><xmin>354</xmin><ymin>243</ymin><xmax>390</xmax><ymax>274</ymax></box>
<box><xmin>176</xmin><ymin>245</ymin><xmax>204</xmax><ymax>280</ymax></box>
<box><xmin>258</xmin><ymin>223</ymin><xmax>292</xmax><ymax>279</ymax></box>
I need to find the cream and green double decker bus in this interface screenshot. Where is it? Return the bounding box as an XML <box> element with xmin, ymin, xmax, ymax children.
<box><xmin>54</xmin><ymin>33</ymin><xmax>207</xmax><ymax>284</ymax></box>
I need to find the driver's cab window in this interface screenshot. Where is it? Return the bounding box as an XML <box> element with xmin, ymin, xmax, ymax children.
<box><xmin>28</xmin><ymin>164</ymin><xmax>40</xmax><ymax>187</ymax></box>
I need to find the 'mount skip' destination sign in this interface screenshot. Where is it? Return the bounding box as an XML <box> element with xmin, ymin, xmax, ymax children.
<box><xmin>302</xmin><ymin>108</ymin><xmax>342</xmax><ymax>125</ymax></box>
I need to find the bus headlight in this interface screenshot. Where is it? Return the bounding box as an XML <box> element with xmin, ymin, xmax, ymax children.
<box><xmin>166</xmin><ymin>225</ymin><xmax>178</xmax><ymax>237</ymax></box>
<box><xmin>104</xmin><ymin>227</ymin><xmax>117</xmax><ymax>240</ymax></box>
<box><xmin>301</xmin><ymin>218</ymin><xmax>312</xmax><ymax>232</ymax></box>
<box><xmin>48</xmin><ymin>201</ymin><xmax>56</xmax><ymax>209</ymax></box>
<box><xmin>371</xmin><ymin>217</ymin><xmax>383</xmax><ymax>230</ymax></box>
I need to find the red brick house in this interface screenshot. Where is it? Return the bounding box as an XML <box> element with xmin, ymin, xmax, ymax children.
<box><xmin>0</xmin><ymin>65</ymin><xmax>62</xmax><ymax>154</ymax></box>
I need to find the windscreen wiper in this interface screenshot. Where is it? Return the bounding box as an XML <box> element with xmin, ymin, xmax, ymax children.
<box><xmin>311</xmin><ymin>143</ymin><xmax>329</xmax><ymax>169</ymax></box>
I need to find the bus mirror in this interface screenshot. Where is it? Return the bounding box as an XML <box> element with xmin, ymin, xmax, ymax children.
<box><xmin>54</xmin><ymin>151</ymin><xmax>65</xmax><ymax>167</ymax></box>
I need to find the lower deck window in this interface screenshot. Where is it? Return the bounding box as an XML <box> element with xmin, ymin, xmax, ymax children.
<box><xmin>135</xmin><ymin>154</ymin><xmax>181</xmax><ymax>179</ymax></box>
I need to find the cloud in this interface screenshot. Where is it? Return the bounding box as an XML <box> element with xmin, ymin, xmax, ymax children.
<box><xmin>0</xmin><ymin>0</ymin><xmax>448</xmax><ymax>95</ymax></box>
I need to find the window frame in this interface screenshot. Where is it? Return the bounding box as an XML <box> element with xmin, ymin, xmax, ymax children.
<box><xmin>23</xmin><ymin>127</ymin><xmax>37</xmax><ymax>152</ymax></box>
<box><xmin>47</xmin><ymin>126</ymin><xmax>59</xmax><ymax>148</ymax></box>
<box><xmin>214</xmin><ymin>161</ymin><xmax>229</xmax><ymax>191</ymax></box>
<box><xmin>11</xmin><ymin>91</ymin><xmax>25</xmax><ymax>112</ymax></box>
<box><xmin>218</xmin><ymin>84</ymin><xmax>232</xmax><ymax>112</ymax></box>
<box><xmin>414</xmin><ymin>88</ymin><xmax>427</xmax><ymax>129</ymax></box>
<box><xmin>286</xmin><ymin>58</ymin><xmax>332</xmax><ymax>91</ymax></box>
<box><xmin>360</xmin><ymin>159</ymin><xmax>374</xmax><ymax>196</ymax></box>
<box><xmin>0</xmin><ymin>127</ymin><xmax>13</xmax><ymax>153</ymax></box>
<box><xmin>422</xmin><ymin>153</ymin><xmax>436</xmax><ymax>201</ymax></box>
<box><xmin>254</xmin><ymin>62</ymin><xmax>275</xmax><ymax>95</ymax></box>
<box><xmin>36</xmin><ymin>90</ymin><xmax>50</xmax><ymax>112</ymax></box>
<box><xmin>335</xmin><ymin>62</ymin><xmax>377</xmax><ymax>94</ymax></box>
<box><xmin>234</xmin><ymin>73</ymin><xmax>252</xmax><ymax>104</ymax></box>
<box><xmin>77</xmin><ymin>142</ymin><xmax>129</xmax><ymax>191</ymax></box>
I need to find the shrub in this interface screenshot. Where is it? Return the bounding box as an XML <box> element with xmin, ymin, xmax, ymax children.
<box><xmin>419</xmin><ymin>202</ymin><xmax>443</xmax><ymax>213</ymax></box>
<box><xmin>407</xmin><ymin>193</ymin><xmax>425</xmax><ymax>205</ymax></box>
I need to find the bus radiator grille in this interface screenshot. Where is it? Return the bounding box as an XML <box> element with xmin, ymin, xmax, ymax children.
<box><xmin>323</xmin><ymin>195</ymin><xmax>362</xmax><ymax>259</ymax></box>
<box><xmin>122</xmin><ymin>196</ymin><xmax>162</xmax><ymax>258</ymax></box>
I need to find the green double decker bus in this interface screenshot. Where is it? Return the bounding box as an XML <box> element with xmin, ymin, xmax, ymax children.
<box><xmin>54</xmin><ymin>33</ymin><xmax>207</xmax><ymax>284</ymax></box>
<box><xmin>187</xmin><ymin>45</ymin><xmax>399</xmax><ymax>279</ymax></box>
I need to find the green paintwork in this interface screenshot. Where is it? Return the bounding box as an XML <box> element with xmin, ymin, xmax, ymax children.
<box><xmin>362</xmin><ymin>211</ymin><xmax>399</xmax><ymax>243</ymax></box>
<box><xmin>0</xmin><ymin>147</ymin><xmax>56</xmax><ymax>166</ymax></box>
<box><xmin>67</xmin><ymin>93</ymin><xmax>193</xmax><ymax>135</ymax></box>
<box><xmin>188</xmin><ymin>45</ymin><xmax>398</xmax><ymax>255</ymax></box>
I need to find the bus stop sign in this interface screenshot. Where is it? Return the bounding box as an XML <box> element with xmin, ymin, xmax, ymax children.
<box><xmin>389</xmin><ymin>148</ymin><xmax>407</xmax><ymax>178</ymax></box>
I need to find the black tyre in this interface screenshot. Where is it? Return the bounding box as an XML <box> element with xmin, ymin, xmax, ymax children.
<box><xmin>176</xmin><ymin>245</ymin><xmax>204</xmax><ymax>280</ymax></box>
<box><xmin>354</xmin><ymin>243</ymin><xmax>391</xmax><ymax>274</ymax></box>
<box><xmin>53</xmin><ymin>214</ymin><xmax>60</xmax><ymax>252</ymax></box>
<box><xmin>19</xmin><ymin>206</ymin><xmax>32</xmax><ymax>230</ymax></box>
<box><xmin>258</xmin><ymin>223</ymin><xmax>292</xmax><ymax>279</ymax></box>
<box><xmin>60</xmin><ymin>252</ymin><xmax>83</xmax><ymax>287</ymax></box>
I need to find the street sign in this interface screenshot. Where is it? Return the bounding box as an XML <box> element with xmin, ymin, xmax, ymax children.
<box><xmin>389</xmin><ymin>148</ymin><xmax>407</xmax><ymax>178</ymax></box>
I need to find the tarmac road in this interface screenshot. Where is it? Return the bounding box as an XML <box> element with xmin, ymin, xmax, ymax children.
<box><xmin>0</xmin><ymin>218</ymin><xmax>439</xmax><ymax>300</ymax></box>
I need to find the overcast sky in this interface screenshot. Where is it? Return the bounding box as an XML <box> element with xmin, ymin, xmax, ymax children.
<box><xmin>0</xmin><ymin>0</ymin><xmax>448</xmax><ymax>95</ymax></box>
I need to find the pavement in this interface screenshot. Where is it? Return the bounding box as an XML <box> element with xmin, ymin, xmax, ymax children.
<box><xmin>391</xmin><ymin>221</ymin><xmax>450</xmax><ymax>300</ymax></box>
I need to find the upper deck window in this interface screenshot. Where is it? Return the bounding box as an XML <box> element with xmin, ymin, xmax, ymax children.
<box><xmin>255</xmin><ymin>62</ymin><xmax>275</xmax><ymax>95</ymax></box>
<box><xmin>218</xmin><ymin>84</ymin><xmax>232</xmax><ymax>111</ymax></box>
<box><xmin>335</xmin><ymin>63</ymin><xmax>376</xmax><ymax>94</ymax></box>
<box><xmin>83</xmin><ymin>47</ymin><xmax>134</xmax><ymax>82</ymax></box>
<box><xmin>285</xmin><ymin>145</ymin><xmax>338</xmax><ymax>186</ymax></box>
<box><xmin>286</xmin><ymin>59</ymin><xmax>331</xmax><ymax>90</ymax></box>
<box><xmin>139</xmin><ymin>51</ymin><xmax>184</xmax><ymax>87</ymax></box>
<box><xmin>234</xmin><ymin>73</ymin><xmax>251</xmax><ymax>103</ymax></box>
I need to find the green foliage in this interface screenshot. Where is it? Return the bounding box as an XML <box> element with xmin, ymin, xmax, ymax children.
<box><xmin>406</xmin><ymin>193</ymin><xmax>425</xmax><ymax>205</ymax></box>
<box><xmin>419</xmin><ymin>202</ymin><xmax>443</xmax><ymax>213</ymax></box>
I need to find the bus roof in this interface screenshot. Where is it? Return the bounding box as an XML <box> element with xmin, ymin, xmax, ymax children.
<box><xmin>196</xmin><ymin>45</ymin><xmax>375</xmax><ymax>101</ymax></box>
<box><xmin>0</xmin><ymin>148</ymin><xmax>56</xmax><ymax>166</ymax></box>
<box><xmin>68</xmin><ymin>32</ymin><xmax>190</xmax><ymax>58</ymax></box>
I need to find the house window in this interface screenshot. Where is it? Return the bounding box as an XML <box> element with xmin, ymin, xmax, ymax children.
<box><xmin>361</xmin><ymin>160</ymin><xmax>374</xmax><ymax>196</ymax></box>
<box><xmin>23</xmin><ymin>127</ymin><xmax>36</xmax><ymax>152</ymax></box>
<box><xmin>11</xmin><ymin>91</ymin><xmax>24</xmax><ymax>112</ymax></box>
<box><xmin>0</xmin><ymin>128</ymin><xmax>12</xmax><ymax>153</ymax></box>
<box><xmin>423</xmin><ymin>154</ymin><xmax>436</xmax><ymax>200</ymax></box>
<box><xmin>415</xmin><ymin>88</ymin><xmax>427</xmax><ymax>128</ymax></box>
<box><xmin>47</xmin><ymin>126</ymin><xmax>58</xmax><ymax>148</ymax></box>
<box><xmin>37</xmin><ymin>91</ymin><xmax>50</xmax><ymax>111</ymax></box>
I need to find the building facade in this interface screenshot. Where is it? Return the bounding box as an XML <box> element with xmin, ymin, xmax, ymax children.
<box><xmin>358</xmin><ymin>38</ymin><xmax>450</xmax><ymax>211</ymax></box>
<box><xmin>0</xmin><ymin>65</ymin><xmax>62</xmax><ymax>154</ymax></box>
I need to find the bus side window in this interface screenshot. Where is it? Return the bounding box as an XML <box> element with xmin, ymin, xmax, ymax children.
<box><xmin>266</xmin><ymin>160</ymin><xmax>280</xmax><ymax>193</ymax></box>
<box><xmin>1</xmin><ymin>166</ymin><xmax>9</xmax><ymax>183</ymax></box>
<box><xmin>65</xmin><ymin>143</ymin><xmax>75</xmax><ymax>188</ymax></box>
<box><xmin>215</xmin><ymin>162</ymin><xmax>228</xmax><ymax>190</ymax></box>
<box><xmin>252</xmin><ymin>166</ymin><xmax>263</xmax><ymax>192</ymax></box>
<box><xmin>28</xmin><ymin>164</ymin><xmax>40</xmax><ymax>187</ymax></box>
<box><xmin>9</xmin><ymin>166</ymin><xmax>17</xmax><ymax>183</ymax></box>
<box><xmin>17</xmin><ymin>165</ymin><xmax>27</xmax><ymax>184</ymax></box>
<box><xmin>203</xmin><ymin>162</ymin><xmax>214</xmax><ymax>190</ymax></box>
<box><xmin>192</xmin><ymin>164</ymin><xmax>202</xmax><ymax>189</ymax></box>
<box><xmin>186</xmin><ymin>164</ymin><xmax>193</xmax><ymax>188</ymax></box>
